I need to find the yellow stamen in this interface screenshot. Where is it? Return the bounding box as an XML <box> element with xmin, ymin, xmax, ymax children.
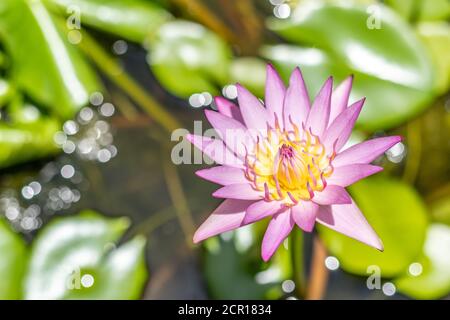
<box><xmin>245</xmin><ymin>123</ymin><xmax>334</xmax><ymax>206</ymax></box>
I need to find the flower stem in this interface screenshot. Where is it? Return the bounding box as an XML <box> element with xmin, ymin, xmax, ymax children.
<box><xmin>126</xmin><ymin>206</ymin><xmax>177</xmax><ymax>240</ymax></box>
<box><xmin>161</xmin><ymin>151</ymin><xmax>196</xmax><ymax>248</ymax></box>
<box><xmin>306</xmin><ymin>235</ymin><xmax>329</xmax><ymax>300</ymax></box>
<box><xmin>402</xmin><ymin>119</ymin><xmax>422</xmax><ymax>184</ymax></box>
<box><xmin>108</xmin><ymin>89</ymin><xmax>140</xmax><ymax>121</ymax></box>
<box><xmin>291</xmin><ymin>228</ymin><xmax>306</xmax><ymax>298</ymax></box>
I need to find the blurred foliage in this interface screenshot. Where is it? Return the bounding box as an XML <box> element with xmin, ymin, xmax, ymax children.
<box><xmin>386</xmin><ymin>0</ymin><xmax>450</xmax><ymax>22</ymax></box>
<box><xmin>203</xmin><ymin>222</ymin><xmax>293</xmax><ymax>299</ymax></box>
<box><xmin>24</xmin><ymin>210</ymin><xmax>147</xmax><ymax>299</ymax></box>
<box><xmin>146</xmin><ymin>20</ymin><xmax>232</xmax><ymax>97</ymax></box>
<box><xmin>395</xmin><ymin>224</ymin><xmax>450</xmax><ymax>299</ymax></box>
<box><xmin>204</xmin><ymin>235</ymin><xmax>273</xmax><ymax>299</ymax></box>
<box><xmin>229</xmin><ymin>57</ymin><xmax>267</xmax><ymax>98</ymax></box>
<box><xmin>0</xmin><ymin>117</ymin><xmax>60</xmax><ymax>168</ymax></box>
<box><xmin>0</xmin><ymin>0</ymin><xmax>99</xmax><ymax>119</ymax></box>
<box><xmin>431</xmin><ymin>197</ymin><xmax>450</xmax><ymax>226</ymax></box>
<box><xmin>0</xmin><ymin>218</ymin><xmax>27</xmax><ymax>299</ymax></box>
<box><xmin>0</xmin><ymin>211</ymin><xmax>147</xmax><ymax>299</ymax></box>
<box><xmin>318</xmin><ymin>176</ymin><xmax>428</xmax><ymax>277</ymax></box>
<box><xmin>0</xmin><ymin>0</ymin><xmax>96</xmax><ymax>168</ymax></box>
<box><xmin>416</xmin><ymin>22</ymin><xmax>450</xmax><ymax>93</ymax></box>
<box><xmin>44</xmin><ymin>0</ymin><xmax>172</xmax><ymax>43</ymax></box>
<box><xmin>266</xmin><ymin>3</ymin><xmax>436</xmax><ymax>131</ymax></box>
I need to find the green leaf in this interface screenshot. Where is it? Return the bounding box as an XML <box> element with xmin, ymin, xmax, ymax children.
<box><xmin>266</xmin><ymin>3</ymin><xmax>436</xmax><ymax>131</ymax></box>
<box><xmin>229</xmin><ymin>57</ymin><xmax>266</xmax><ymax>98</ymax></box>
<box><xmin>418</xmin><ymin>0</ymin><xmax>450</xmax><ymax>21</ymax></box>
<box><xmin>0</xmin><ymin>50</ymin><xmax>7</xmax><ymax>69</ymax></box>
<box><xmin>384</xmin><ymin>0</ymin><xmax>416</xmax><ymax>20</ymax></box>
<box><xmin>203</xmin><ymin>223</ymin><xmax>291</xmax><ymax>299</ymax></box>
<box><xmin>262</xmin><ymin>45</ymin><xmax>431</xmax><ymax>132</ymax></box>
<box><xmin>0</xmin><ymin>92</ymin><xmax>61</xmax><ymax>169</ymax></box>
<box><xmin>0</xmin><ymin>0</ymin><xmax>99</xmax><ymax>119</ymax></box>
<box><xmin>417</xmin><ymin>22</ymin><xmax>450</xmax><ymax>94</ymax></box>
<box><xmin>24</xmin><ymin>210</ymin><xmax>148</xmax><ymax>299</ymax></box>
<box><xmin>386</xmin><ymin>0</ymin><xmax>450</xmax><ymax>22</ymax></box>
<box><xmin>147</xmin><ymin>20</ymin><xmax>232</xmax><ymax>98</ymax></box>
<box><xmin>430</xmin><ymin>195</ymin><xmax>450</xmax><ymax>226</ymax></box>
<box><xmin>318</xmin><ymin>177</ymin><xmax>428</xmax><ymax>277</ymax></box>
<box><xmin>0</xmin><ymin>218</ymin><xmax>28</xmax><ymax>299</ymax></box>
<box><xmin>0</xmin><ymin>115</ymin><xmax>61</xmax><ymax>169</ymax></box>
<box><xmin>65</xmin><ymin>236</ymin><xmax>147</xmax><ymax>300</ymax></box>
<box><xmin>43</xmin><ymin>0</ymin><xmax>172</xmax><ymax>43</ymax></box>
<box><xmin>395</xmin><ymin>224</ymin><xmax>450</xmax><ymax>299</ymax></box>
<box><xmin>0</xmin><ymin>79</ymin><xmax>14</xmax><ymax>107</ymax></box>
<box><xmin>204</xmin><ymin>236</ymin><xmax>270</xmax><ymax>300</ymax></box>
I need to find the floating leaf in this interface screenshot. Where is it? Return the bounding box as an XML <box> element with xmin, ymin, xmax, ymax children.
<box><xmin>430</xmin><ymin>196</ymin><xmax>450</xmax><ymax>226</ymax></box>
<box><xmin>266</xmin><ymin>3</ymin><xmax>436</xmax><ymax>131</ymax></box>
<box><xmin>203</xmin><ymin>223</ymin><xmax>291</xmax><ymax>299</ymax></box>
<box><xmin>262</xmin><ymin>45</ymin><xmax>430</xmax><ymax>132</ymax></box>
<box><xmin>417</xmin><ymin>22</ymin><xmax>450</xmax><ymax>93</ymax></box>
<box><xmin>147</xmin><ymin>20</ymin><xmax>232</xmax><ymax>98</ymax></box>
<box><xmin>24</xmin><ymin>211</ymin><xmax>148</xmax><ymax>299</ymax></box>
<box><xmin>229</xmin><ymin>57</ymin><xmax>266</xmax><ymax>98</ymax></box>
<box><xmin>0</xmin><ymin>0</ymin><xmax>99</xmax><ymax>119</ymax></box>
<box><xmin>0</xmin><ymin>116</ymin><xmax>60</xmax><ymax>169</ymax></box>
<box><xmin>395</xmin><ymin>224</ymin><xmax>450</xmax><ymax>299</ymax></box>
<box><xmin>44</xmin><ymin>0</ymin><xmax>172</xmax><ymax>43</ymax></box>
<box><xmin>0</xmin><ymin>218</ymin><xmax>28</xmax><ymax>299</ymax></box>
<box><xmin>318</xmin><ymin>177</ymin><xmax>428</xmax><ymax>277</ymax></box>
<box><xmin>0</xmin><ymin>50</ymin><xmax>6</xmax><ymax>68</ymax></box>
<box><xmin>418</xmin><ymin>0</ymin><xmax>450</xmax><ymax>21</ymax></box>
<box><xmin>0</xmin><ymin>78</ymin><xmax>14</xmax><ymax>107</ymax></box>
<box><xmin>65</xmin><ymin>236</ymin><xmax>147</xmax><ymax>300</ymax></box>
<box><xmin>386</xmin><ymin>0</ymin><xmax>450</xmax><ymax>22</ymax></box>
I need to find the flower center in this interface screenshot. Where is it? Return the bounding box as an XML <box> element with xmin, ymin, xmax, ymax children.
<box><xmin>245</xmin><ymin>121</ymin><xmax>335</xmax><ymax>206</ymax></box>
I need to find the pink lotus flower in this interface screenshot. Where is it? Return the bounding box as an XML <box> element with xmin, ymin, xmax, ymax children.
<box><xmin>187</xmin><ymin>65</ymin><xmax>401</xmax><ymax>261</ymax></box>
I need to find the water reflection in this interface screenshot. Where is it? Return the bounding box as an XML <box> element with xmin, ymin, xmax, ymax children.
<box><xmin>0</xmin><ymin>94</ymin><xmax>118</xmax><ymax>234</ymax></box>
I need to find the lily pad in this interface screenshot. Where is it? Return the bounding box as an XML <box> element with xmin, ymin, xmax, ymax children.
<box><xmin>0</xmin><ymin>218</ymin><xmax>28</xmax><ymax>299</ymax></box>
<box><xmin>147</xmin><ymin>20</ymin><xmax>232</xmax><ymax>98</ymax></box>
<box><xmin>386</xmin><ymin>0</ymin><xmax>450</xmax><ymax>22</ymax></box>
<box><xmin>0</xmin><ymin>116</ymin><xmax>60</xmax><ymax>169</ymax></box>
<box><xmin>229</xmin><ymin>57</ymin><xmax>267</xmax><ymax>98</ymax></box>
<box><xmin>266</xmin><ymin>3</ymin><xmax>436</xmax><ymax>131</ymax></box>
<box><xmin>203</xmin><ymin>223</ymin><xmax>292</xmax><ymax>299</ymax></box>
<box><xmin>0</xmin><ymin>0</ymin><xmax>99</xmax><ymax>119</ymax></box>
<box><xmin>395</xmin><ymin>224</ymin><xmax>450</xmax><ymax>299</ymax></box>
<box><xmin>417</xmin><ymin>22</ymin><xmax>450</xmax><ymax>94</ymax></box>
<box><xmin>318</xmin><ymin>177</ymin><xmax>428</xmax><ymax>277</ymax></box>
<box><xmin>44</xmin><ymin>0</ymin><xmax>172</xmax><ymax>43</ymax></box>
<box><xmin>0</xmin><ymin>79</ymin><xmax>14</xmax><ymax>107</ymax></box>
<box><xmin>24</xmin><ymin>210</ymin><xmax>148</xmax><ymax>299</ymax></box>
